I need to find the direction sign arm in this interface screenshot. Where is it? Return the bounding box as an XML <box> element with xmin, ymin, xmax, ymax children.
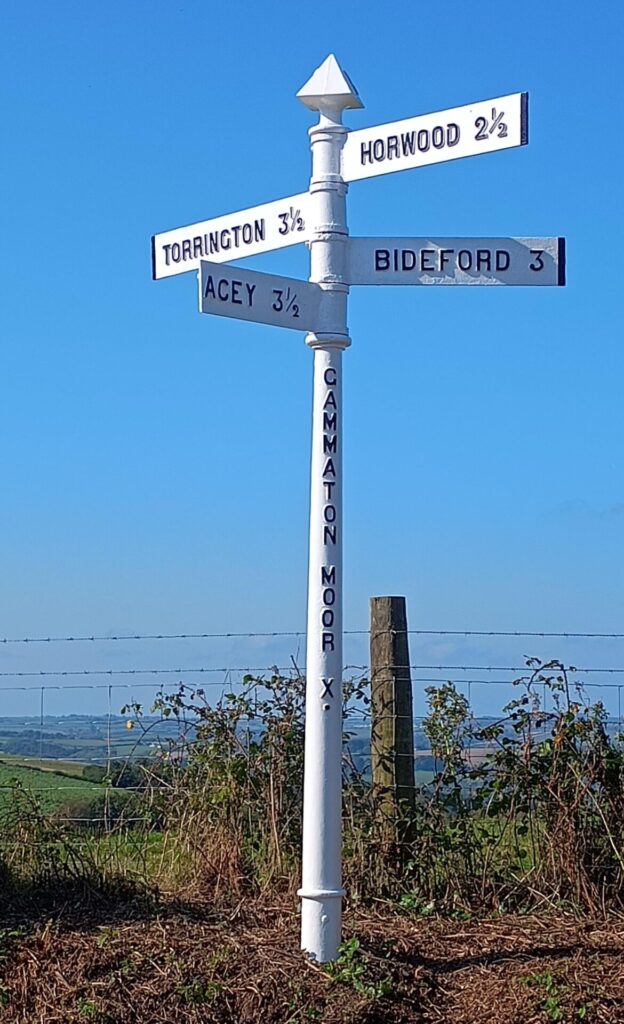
<box><xmin>342</xmin><ymin>92</ymin><xmax>529</xmax><ymax>182</ymax></box>
<box><xmin>345</xmin><ymin>237</ymin><xmax>566</xmax><ymax>286</ymax></box>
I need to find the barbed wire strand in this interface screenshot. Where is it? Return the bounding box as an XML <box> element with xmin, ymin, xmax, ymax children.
<box><xmin>0</xmin><ymin>663</ymin><xmax>622</xmax><ymax>680</ymax></box>
<box><xmin>1</xmin><ymin>628</ymin><xmax>624</xmax><ymax>644</ymax></box>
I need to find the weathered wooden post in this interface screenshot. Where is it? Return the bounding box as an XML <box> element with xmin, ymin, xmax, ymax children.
<box><xmin>370</xmin><ymin>596</ymin><xmax>415</xmax><ymax>826</ymax></box>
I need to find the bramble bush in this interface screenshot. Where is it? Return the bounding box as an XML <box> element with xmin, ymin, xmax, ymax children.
<box><xmin>1</xmin><ymin>658</ymin><xmax>622</xmax><ymax>914</ymax></box>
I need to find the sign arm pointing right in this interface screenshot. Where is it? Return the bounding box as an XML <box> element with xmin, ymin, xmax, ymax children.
<box><xmin>342</xmin><ymin>92</ymin><xmax>528</xmax><ymax>181</ymax></box>
<box><xmin>346</xmin><ymin>236</ymin><xmax>565</xmax><ymax>286</ymax></box>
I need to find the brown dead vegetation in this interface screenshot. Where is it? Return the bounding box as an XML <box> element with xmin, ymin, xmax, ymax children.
<box><xmin>1</xmin><ymin>895</ymin><xmax>623</xmax><ymax>1024</ymax></box>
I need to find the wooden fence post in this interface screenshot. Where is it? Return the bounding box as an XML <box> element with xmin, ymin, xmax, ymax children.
<box><xmin>370</xmin><ymin>596</ymin><xmax>415</xmax><ymax>824</ymax></box>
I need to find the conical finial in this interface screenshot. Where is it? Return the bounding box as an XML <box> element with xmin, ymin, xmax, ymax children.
<box><xmin>297</xmin><ymin>54</ymin><xmax>363</xmax><ymax>113</ymax></box>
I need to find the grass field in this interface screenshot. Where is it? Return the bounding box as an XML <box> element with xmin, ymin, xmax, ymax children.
<box><xmin>0</xmin><ymin>753</ymin><xmax>90</xmax><ymax>777</ymax></box>
<box><xmin>415</xmin><ymin>770</ymin><xmax>435</xmax><ymax>786</ymax></box>
<box><xmin>0</xmin><ymin>761</ymin><xmax>102</xmax><ymax>813</ymax></box>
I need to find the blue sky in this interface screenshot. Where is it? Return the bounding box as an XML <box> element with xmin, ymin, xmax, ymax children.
<box><xmin>1</xmin><ymin>0</ymin><xmax>623</xmax><ymax>716</ymax></box>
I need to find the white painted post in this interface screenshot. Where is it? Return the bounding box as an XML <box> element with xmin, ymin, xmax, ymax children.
<box><xmin>296</xmin><ymin>55</ymin><xmax>363</xmax><ymax>963</ymax></box>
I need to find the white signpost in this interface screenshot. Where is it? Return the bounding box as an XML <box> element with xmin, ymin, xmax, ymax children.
<box><xmin>151</xmin><ymin>54</ymin><xmax>566</xmax><ymax>964</ymax></box>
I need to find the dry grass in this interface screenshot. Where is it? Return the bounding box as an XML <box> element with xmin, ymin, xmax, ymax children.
<box><xmin>1</xmin><ymin>893</ymin><xmax>622</xmax><ymax>1023</ymax></box>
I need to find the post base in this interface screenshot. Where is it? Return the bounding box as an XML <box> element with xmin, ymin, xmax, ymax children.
<box><xmin>298</xmin><ymin>887</ymin><xmax>346</xmax><ymax>962</ymax></box>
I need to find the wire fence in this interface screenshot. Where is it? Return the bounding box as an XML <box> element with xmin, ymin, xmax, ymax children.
<box><xmin>0</xmin><ymin>625</ymin><xmax>622</xmax><ymax>827</ymax></box>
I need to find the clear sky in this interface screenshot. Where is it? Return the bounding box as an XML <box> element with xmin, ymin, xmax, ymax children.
<box><xmin>1</xmin><ymin>0</ymin><xmax>623</xmax><ymax>717</ymax></box>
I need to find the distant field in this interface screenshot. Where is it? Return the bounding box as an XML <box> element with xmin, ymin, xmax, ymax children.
<box><xmin>0</xmin><ymin>754</ymin><xmax>89</xmax><ymax>777</ymax></box>
<box><xmin>0</xmin><ymin>761</ymin><xmax>102</xmax><ymax>813</ymax></box>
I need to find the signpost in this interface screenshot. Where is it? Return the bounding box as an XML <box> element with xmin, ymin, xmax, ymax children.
<box><xmin>151</xmin><ymin>53</ymin><xmax>566</xmax><ymax>964</ymax></box>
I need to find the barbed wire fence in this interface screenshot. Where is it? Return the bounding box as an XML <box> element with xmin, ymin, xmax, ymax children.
<box><xmin>0</xmin><ymin>627</ymin><xmax>622</xmax><ymax>831</ymax></box>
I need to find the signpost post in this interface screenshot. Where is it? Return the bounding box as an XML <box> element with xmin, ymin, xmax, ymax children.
<box><xmin>151</xmin><ymin>53</ymin><xmax>566</xmax><ymax>964</ymax></box>
<box><xmin>295</xmin><ymin>55</ymin><xmax>362</xmax><ymax>966</ymax></box>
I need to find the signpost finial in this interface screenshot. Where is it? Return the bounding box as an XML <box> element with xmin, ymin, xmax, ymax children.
<box><xmin>297</xmin><ymin>54</ymin><xmax>363</xmax><ymax>113</ymax></box>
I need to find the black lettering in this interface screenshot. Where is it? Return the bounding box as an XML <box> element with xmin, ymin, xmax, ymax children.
<box><xmin>321</xmin><ymin>566</ymin><xmax>336</xmax><ymax>585</ymax></box>
<box><xmin>447</xmin><ymin>123</ymin><xmax>460</xmax><ymax>146</ymax></box>
<box><xmin>246</xmin><ymin>283</ymin><xmax>256</xmax><ymax>305</ymax></box>
<box><xmin>321</xmin><ymin>678</ymin><xmax>334</xmax><ymax>699</ymax></box>
<box><xmin>209</xmin><ymin>231</ymin><xmax>219</xmax><ymax>253</ymax></box>
<box><xmin>476</xmin><ymin>249</ymin><xmax>492</xmax><ymax>272</ymax></box>
<box><xmin>182</xmin><ymin>239</ymin><xmax>192</xmax><ymax>260</ymax></box>
<box><xmin>323</xmin><ymin>525</ymin><xmax>336</xmax><ymax>544</ymax></box>
<box><xmin>432</xmin><ymin>125</ymin><xmax>444</xmax><ymax>149</ymax></box>
<box><xmin>231</xmin><ymin>225</ymin><xmax>241</xmax><ymax>247</ymax></box>
<box><xmin>217</xmin><ymin>279</ymin><xmax>229</xmax><ymax>301</ymax></box>
<box><xmin>242</xmin><ymin>223</ymin><xmax>252</xmax><ymax>244</ymax></box>
<box><xmin>417</xmin><ymin>129</ymin><xmax>430</xmax><ymax>152</ymax></box>
<box><xmin>323</xmin><ymin>586</ymin><xmax>335</xmax><ymax>605</ymax></box>
<box><xmin>420</xmin><ymin>249</ymin><xmax>436</xmax><ymax>271</ymax></box>
<box><xmin>387</xmin><ymin>135</ymin><xmax>399</xmax><ymax>159</ymax></box>
<box><xmin>458</xmin><ymin>249</ymin><xmax>473</xmax><ymax>271</ymax></box>
<box><xmin>439</xmin><ymin>249</ymin><xmax>453</xmax><ymax>271</ymax></box>
<box><xmin>401</xmin><ymin>131</ymin><xmax>416</xmax><ymax>156</ymax></box>
<box><xmin>220</xmin><ymin>229</ymin><xmax>231</xmax><ymax>250</ymax></box>
<box><xmin>171</xmin><ymin>242</ymin><xmax>181</xmax><ymax>262</ymax></box>
<box><xmin>322</xmin><ymin>633</ymin><xmax>335</xmax><ymax>652</ymax></box>
<box><xmin>373</xmin><ymin>139</ymin><xmax>385</xmax><ymax>161</ymax></box>
<box><xmin>496</xmin><ymin>250</ymin><xmax>510</xmax><ymax>272</ymax></box>
<box><xmin>375</xmin><ymin>249</ymin><xmax>390</xmax><ymax>271</ymax></box>
<box><xmin>322</xmin><ymin>459</ymin><xmax>336</xmax><ymax>478</ymax></box>
<box><xmin>323</xmin><ymin>435</ymin><xmax>337</xmax><ymax>454</ymax></box>
<box><xmin>204</xmin><ymin>275</ymin><xmax>216</xmax><ymax>299</ymax></box>
<box><xmin>322</xmin><ymin>609</ymin><xmax>334</xmax><ymax>628</ymax></box>
<box><xmin>324</xmin><ymin>505</ymin><xmax>336</xmax><ymax>523</ymax></box>
<box><xmin>401</xmin><ymin>250</ymin><xmax>416</xmax><ymax>271</ymax></box>
<box><xmin>361</xmin><ymin>141</ymin><xmax>373</xmax><ymax>165</ymax></box>
<box><xmin>323</xmin><ymin>391</ymin><xmax>336</xmax><ymax>410</ymax></box>
<box><xmin>163</xmin><ymin>244</ymin><xmax>172</xmax><ymax>265</ymax></box>
<box><xmin>324</xmin><ymin>368</ymin><xmax>337</xmax><ymax>386</ymax></box>
<box><xmin>323</xmin><ymin>411</ymin><xmax>337</xmax><ymax>431</ymax></box>
<box><xmin>323</xmin><ymin>481</ymin><xmax>335</xmax><ymax>500</ymax></box>
<box><xmin>254</xmin><ymin>220</ymin><xmax>265</xmax><ymax>242</ymax></box>
<box><xmin>192</xmin><ymin>236</ymin><xmax>203</xmax><ymax>258</ymax></box>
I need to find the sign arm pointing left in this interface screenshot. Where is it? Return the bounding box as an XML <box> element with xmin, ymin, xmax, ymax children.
<box><xmin>198</xmin><ymin>260</ymin><xmax>321</xmax><ymax>332</ymax></box>
<box><xmin>152</xmin><ymin>192</ymin><xmax>313</xmax><ymax>280</ymax></box>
